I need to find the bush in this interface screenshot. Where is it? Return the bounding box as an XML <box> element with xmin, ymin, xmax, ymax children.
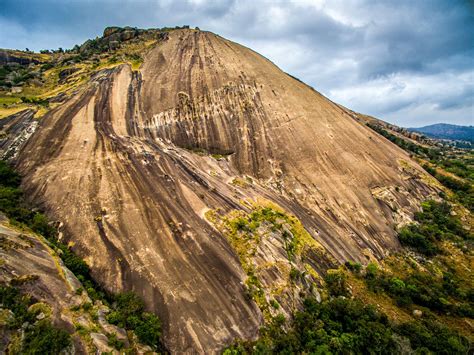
<box><xmin>397</xmin><ymin>319</ymin><xmax>469</xmax><ymax>354</ymax></box>
<box><xmin>107</xmin><ymin>333</ymin><xmax>124</xmax><ymax>350</ymax></box>
<box><xmin>107</xmin><ymin>292</ymin><xmax>163</xmax><ymax>350</ymax></box>
<box><xmin>227</xmin><ymin>297</ymin><xmax>396</xmax><ymax>354</ymax></box>
<box><xmin>397</xmin><ymin>200</ymin><xmax>471</xmax><ymax>255</ymax></box>
<box><xmin>324</xmin><ymin>269</ymin><xmax>349</xmax><ymax>297</ymax></box>
<box><xmin>22</xmin><ymin>320</ymin><xmax>71</xmax><ymax>354</ymax></box>
<box><xmin>134</xmin><ymin>312</ymin><xmax>162</xmax><ymax>348</ymax></box>
<box><xmin>422</xmin><ymin>164</ymin><xmax>474</xmax><ymax>211</ymax></box>
<box><xmin>0</xmin><ymin>161</ymin><xmax>21</xmax><ymax>187</ymax></box>
<box><xmin>345</xmin><ymin>260</ymin><xmax>362</xmax><ymax>273</ymax></box>
<box><xmin>0</xmin><ymin>285</ymin><xmax>71</xmax><ymax>353</ymax></box>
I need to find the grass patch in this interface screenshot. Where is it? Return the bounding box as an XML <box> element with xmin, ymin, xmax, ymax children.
<box><xmin>206</xmin><ymin>199</ymin><xmax>327</xmax><ymax>320</ymax></box>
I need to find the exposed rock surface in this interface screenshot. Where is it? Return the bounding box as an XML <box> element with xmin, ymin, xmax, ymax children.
<box><xmin>12</xmin><ymin>29</ymin><xmax>437</xmax><ymax>352</ymax></box>
<box><xmin>0</xmin><ymin>216</ymin><xmax>149</xmax><ymax>353</ymax></box>
<box><xmin>0</xmin><ymin>50</ymin><xmax>42</xmax><ymax>65</ymax></box>
<box><xmin>0</xmin><ymin>109</ymin><xmax>37</xmax><ymax>160</ymax></box>
<box><xmin>0</xmin><ymin>218</ymin><xmax>85</xmax><ymax>352</ymax></box>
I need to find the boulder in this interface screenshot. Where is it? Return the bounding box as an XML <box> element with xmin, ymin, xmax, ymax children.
<box><xmin>90</xmin><ymin>332</ymin><xmax>114</xmax><ymax>354</ymax></box>
<box><xmin>120</xmin><ymin>30</ymin><xmax>138</xmax><ymax>42</ymax></box>
<box><xmin>58</xmin><ymin>67</ymin><xmax>80</xmax><ymax>83</ymax></box>
<box><xmin>103</xmin><ymin>27</ymin><xmax>121</xmax><ymax>38</ymax></box>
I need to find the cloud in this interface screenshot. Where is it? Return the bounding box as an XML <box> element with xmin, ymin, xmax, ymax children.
<box><xmin>0</xmin><ymin>0</ymin><xmax>472</xmax><ymax>126</ymax></box>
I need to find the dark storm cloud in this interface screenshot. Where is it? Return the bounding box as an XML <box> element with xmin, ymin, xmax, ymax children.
<box><xmin>0</xmin><ymin>0</ymin><xmax>472</xmax><ymax>126</ymax></box>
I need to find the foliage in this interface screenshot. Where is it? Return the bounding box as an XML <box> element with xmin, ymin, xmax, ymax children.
<box><xmin>423</xmin><ymin>164</ymin><xmax>474</xmax><ymax>211</ymax></box>
<box><xmin>397</xmin><ymin>319</ymin><xmax>470</xmax><ymax>354</ymax></box>
<box><xmin>134</xmin><ymin>312</ymin><xmax>163</xmax><ymax>349</ymax></box>
<box><xmin>0</xmin><ymin>64</ymin><xmax>35</xmax><ymax>88</ymax></box>
<box><xmin>225</xmin><ymin>294</ymin><xmax>470</xmax><ymax>354</ymax></box>
<box><xmin>0</xmin><ymin>285</ymin><xmax>34</xmax><ymax>327</ymax></box>
<box><xmin>344</xmin><ymin>260</ymin><xmax>362</xmax><ymax>273</ymax></box>
<box><xmin>20</xmin><ymin>320</ymin><xmax>71</xmax><ymax>354</ymax></box>
<box><xmin>0</xmin><ymin>161</ymin><xmax>21</xmax><ymax>187</ymax></box>
<box><xmin>107</xmin><ymin>333</ymin><xmax>124</xmax><ymax>350</ymax></box>
<box><xmin>348</xmin><ymin>201</ymin><xmax>474</xmax><ymax>316</ymax></box>
<box><xmin>397</xmin><ymin>200</ymin><xmax>471</xmax><ymax>256</ymax></box>
<box><xmin>367</xmin><ymin>123</ymin><xmax>440</xmax><ymax>159</ymax></box>
<box><xmin>20</xmin><ymin>96</ymin><xmax>49</xmax><ymax>107</ymax></box>
<box><xmin>0</xmin><ymin>285</ymin><xmax>71</xmax><ymax>354</ymax></box>
<box><xmin>324</xmin><ymin>269</ymin><xmax>349</xmax><ymax>297</ymax></box>
<box><xmin>437</xmin><ymin>156</ymin><xmax>474</xmax><ymax>183</ymax></box>
<box><xmin>364</xmin><ymin>262</ymin><xmax>474</xmax><ymax>317</ymax></box>
<box><xmin>106</xmin><ymin>292</ymin><xmax>162</xmax><ymax>350</ymax></box>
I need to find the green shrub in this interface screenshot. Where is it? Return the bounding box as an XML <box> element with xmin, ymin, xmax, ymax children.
<box><xmin>397</xmin><ymin>200</ymin><xmax>471</xmax><ymax>255</ymax></box>
<box><xmin>134</xmin><ymin>312</ymin><xmax>162</xmax><ymax>348</ymax></box>
<box><xmin>324</xmin><ymin>269</ymin><xmax>349</xmax><ymax>297</ymax></box>
<box><xmin>107</xmin><ymin>291</ymin><xmax>163</xmax><ymax>350</ymax></box>
<box><xmin>0</xmin><ymin>285</ymin><xmax>71</xmax><ymax>353</ymax></box>
<box><xmin>397</xmin><ymin>319</ymin><xmax>469</xmax><ymax>354</ymax></box>
<box><xmin>0</xmin><ymin>161</ymin><xmax>21</xmax><ymax>187</ymax></box>
<box><xmin>21</xmin><ymin>320</ymin><xmax>71</xmax><ymax>354</ymax></box>
<box><xmin>107</xmin><ymin>333</ymin><xmax>124</xmax><ymax>350</ymax></box>
<box><xmin>345</xmin><ymin>260</ymin><xmax>362</xmax><ymax>273</ymax></box>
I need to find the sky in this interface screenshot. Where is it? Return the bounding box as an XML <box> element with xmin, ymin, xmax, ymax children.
<box><xmin>0</xmin><ymin>0</ymin><xmax>473</xmax><ymax>127</ymax></box>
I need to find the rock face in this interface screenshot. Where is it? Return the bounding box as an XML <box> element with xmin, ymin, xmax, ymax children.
<box><xmin>14</xmin><ymin>29</ymin><xmax>436</xmax><ymax>352</ymax></box>
<box><xmin>0</xmin><ymin>109</ymin><xmax>38</xmax><ymax>160</ymax></box>
<box><xmin>0</xmin><ymin>50</ymin><xmax>42</xmax><ymax>65</ymax></box>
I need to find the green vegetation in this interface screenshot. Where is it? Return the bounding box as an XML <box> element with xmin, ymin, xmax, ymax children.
<box><xmin>0</xmin><ymin>64</ymin><xmax>37</xmax><ymax>88</ymax></box>
<box><xmin>206</xmin><ymin>201</ymin><xmax>326</xmax><ymax>319</ymax></box>
<box><xmin>397</xmin><ymin>200</ymin><xmax>471</xmax><ymax>255</ymax></box>
<box><xmin>354</xmin><ymin>200</ymin><xmax>473</xmax><ymax>318</ymax></box>
<box><xmin>367</xmin><ymin>123</ymin><xmax>440</xmax><ymax>159</ymax></box>
<box><xmin>436</xmin><ymin>154</ymin><xmax>474</xmax><ymax>182</ymax></box>
<box><xmin>0</xmin><ymin>285</ymin><xmax>71</xmax><ymax>354</ymax></box>
<box><xmin>367</xmin><ymin>123</ymin><xmax>474</xmax><ymax>211</ymax></box>
<box><xmin>324</xmin><ymin>269</ymin><xmax>349</xmax><ymax>297</ymax></box>
<box><xmin>225</xmin><ymin>197</ymin><xmax>472</xmax><ymax>354</ymax></box>
<box><xmin>106</xmin><ymin>292</ymin><xmax>163</xmax><ymax>350</ymax></box>
<box><xmin>20</xmin><ymin>96</ymin><xmax>49</xmax><ymax>107</ymax></box>
<box><xmin>363</xmin><ymin>261</ymin><xmax>473</xmax><ymax>317</ymax></box>
<box><xmin>0</xmin><ymin>160</ymin><xmax>164</xmax><ymax>352</ymax></box>
<box><xmin>422</xmin><ymin>164</ymin><xmax>473</xmax><ymax>211</ymax></box>
<box><xmin>225</xmin><ymin>294</ymin><xmax>469</xmax><ymax>354</ymax></box>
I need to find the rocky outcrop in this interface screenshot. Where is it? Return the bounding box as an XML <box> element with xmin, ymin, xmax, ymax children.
<box><xmin>12</xmin><ymin>29</ymin><xmax>437</xmax><ymax>352</ymax></box>
<box><xmin>0</xmin><ymin>109</ymin><xmax>37</xmax><ymax>160</ymax></box>
<box><xmin>58</xmin><ymin>67</ymin><xmax>80</xmax><ymax>84</ymax></box>
<box><xmin>0</xmin><ymin>217</ymin><xmax>140</xmax><ymax>353</ymax></box>
<box><xmin>0</xmin><ymin>50</ymin><xmax>42</xmax><ymax>66</ymax></box>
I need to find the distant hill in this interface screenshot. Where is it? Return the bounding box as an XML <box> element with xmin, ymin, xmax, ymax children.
<box><xmin>409</xmin><ymin>123</ymin><xmax>474</xmax><ymax>142</ymax></box>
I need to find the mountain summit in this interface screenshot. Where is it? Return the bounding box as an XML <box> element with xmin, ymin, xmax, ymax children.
<box><xmin>2</xmin><ymin>27</ymin><xmax>438</xmax><ymax>352</ymax></box>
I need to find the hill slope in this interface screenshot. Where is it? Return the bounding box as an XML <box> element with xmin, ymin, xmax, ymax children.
<box><xmin>4</xmin><ymin>28</ymin><xmax>438</xmax><ymax>352</ymax></box>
